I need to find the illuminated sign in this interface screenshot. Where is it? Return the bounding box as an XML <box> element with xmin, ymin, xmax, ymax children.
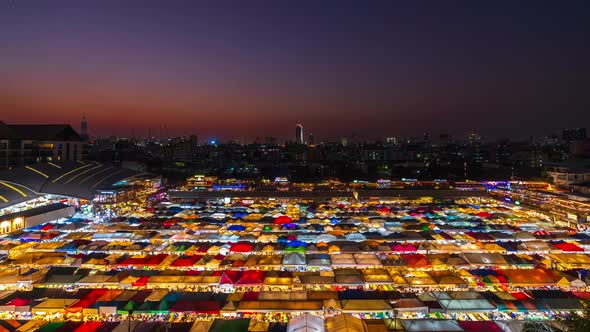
<box><xmin>377</xmin><ymin>179</ymin><xmax>391</xmax><ymax>188</ymax></box>
<box><xmin>567</xmin><ymin>213</ymin><xmax>578</xmax><ymax>221</ymax></box>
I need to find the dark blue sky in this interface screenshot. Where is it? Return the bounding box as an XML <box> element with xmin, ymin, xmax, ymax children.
<box><xmin>1</xmin><ymin>0</ymin><xmax>589</xmax><ymax>141</ymax></box>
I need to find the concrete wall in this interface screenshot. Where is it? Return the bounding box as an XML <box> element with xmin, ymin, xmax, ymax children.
<box><xmin>24</xmin><ymin>205</ymin><xmax>75</xmax><ymax>228</ymax></box>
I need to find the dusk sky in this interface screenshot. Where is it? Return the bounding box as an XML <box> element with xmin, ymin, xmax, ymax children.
<box><xmin>1</xmin><ymin>1</ymin><xmax>589</xmax><ymax>141</ymax></box>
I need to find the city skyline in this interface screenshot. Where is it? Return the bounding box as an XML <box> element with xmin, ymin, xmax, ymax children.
<box><xmin>2</xmin><ymin>1</ymin><xmax>589</xmax><ymax>140</ymax></box>
<box><xmin>2</xmin><ymin>2</ymin><xmax>590</xmax><ymax>329</ymax></box>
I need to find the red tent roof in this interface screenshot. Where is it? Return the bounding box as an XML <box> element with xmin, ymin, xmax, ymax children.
<box><xmin>132</xmin><ymin>276</ymin><xmax>149</xmax><ymax>287</ymax></box>
<box><xmin>242</xmin><ymin>291</ymin><xmax>260</xmax><ymax>300</ymax></box>
<box><xmin>496</xmin><ymin>275</ymin><xmax>509</xmax><ymax>284</ymax></box>
<box><xmin>476</xmin><ymin>211</ymin><xmax>494</xmax><ymax>218</ymax></box>
<box><xmin>119</xmin><ymin>254</ymin><xmax>168</xmax><ymax>266</ymax></box>
<box><xmin>458</xmin><ymin>321</ymin><xmax>502</xmax><ymax>332</ymax></box>
<box><xmin>274</xmin><ymin>216</ymin><xmax>292</xmax><ymax>224</ymax></box>
<box><xmin>552</xmin><ymin>242</ymin><xmax>584</xmax><ymax>252</ymax></box>
<box><xmin>41</xmin><ymin>224</ymin><xmax>54</xmax><ymax>231</ymax></box>
<box><xmin>7</xmin><ymin>298</ymin><xmax>30</xmax><ymax>306</ymax></box>
<box><xmin>392</xmin><ymin>244</ymin><xmax>417</xmax><ymax>252</ymax></box>
<box><xmin>171</xmin><ymin>255</ymin><xmax>201</xmax><ymax>267</ymax></box>
<box><xmin>236</xmin><ymin>270</ymin><xmax>266</xmax><ymax>285</ymax></box>
<box><xmin>231</xmin><ymin>260</ymin><xmax>246</xmax><ymax>267</ymax></box>
<box><xmin>170</xmin><ymin>300</ymin><xmax>220</xmax><ymax>314</ymax></box>
<box><xmin>510</xmin><ymin>292</ymin><xmax>531</xmax><ymax>300</ymax></box>
<box><xmin>401</xmin><ymin>254</ymin><xmax>430</xmax><ymax>267</ymax></box>
<box><xmin>230</xmin><ymin>243</ymin><xmax>254</xmax><ymax>253</ymax></box>
<box><xmin>145</xmin><ymin>254</ymin><xmax>168</xmax><ymax>265</ymax></box>
<box><xmin>219</xmin><ymin>271</ymin><xmax>241</xmax><ymax>284</ymax></box>
<box><xmin>74</xmin><ymin>322</ymin><xmax>104</xmax><ymax>332</ymax></box>
<box><xmin>572</xmin><ymin>292</ymin><xmax>590</xmax><ymax>300</ymax></box>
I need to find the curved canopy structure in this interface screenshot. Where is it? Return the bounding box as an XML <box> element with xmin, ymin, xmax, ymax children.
<box><xmin>0</xmin><ymin>161</ymin><xmax>149</xmax><ymax>208</ymax></box>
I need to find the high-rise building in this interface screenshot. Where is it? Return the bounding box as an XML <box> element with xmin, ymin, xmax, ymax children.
<box><xmin>385</xmin><ymin>137</ymin><xmax>397</xmax><ymax>146</ymax></box>
<box><xmin>468</xmin><ymin>132</ymin><xmax>481</xmax><ymax>145</ymax></box>
<box><xmin>562</xmin><ymin>128</ymin><xmax>587</xmax><ymax>142</ymax></box>
<box><xmin>308</xmin><ymin>132</ymin><xmax>314</xmax><ymax>145</ymax></box>
<box><xmin>189</xmin><ymin>135</ymin><xmax>198</xmax><ymax>146</ymax></box>
<box><xmin>439</xmin><ymin>134</ymin><xmax>453</xmax><ymax>146</ymax></box>
<box><xmin>295</xmin><ymin>124</ymin><xmax>304</xmax><ymax>144</ymax></box>
<box><xmin>80</xmin><ymin>115</ymin><xmax>88</xmax><ymax>140</ymax></box>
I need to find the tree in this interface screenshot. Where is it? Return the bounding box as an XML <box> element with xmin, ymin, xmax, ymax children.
<box><xmin>558</xmin><ymin>308</ymin><xmax>590</xmax><ymax>332</ymax></box>
<box><xmin>522</xmin><ymin>321</ymin><xmax>555</xmax><ymax>332</ymax></box>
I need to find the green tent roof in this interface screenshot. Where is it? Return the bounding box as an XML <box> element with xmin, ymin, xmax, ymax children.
<box><xmin>38</xmin><ymin>322</ymin><xmax>65</xmax><ymax>332</ymax></box>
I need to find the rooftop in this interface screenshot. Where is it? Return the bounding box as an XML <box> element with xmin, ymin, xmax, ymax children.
<box><xmin>0</xmin><ymin>203</ymin><xmax>70</xmax><ymax>221</ymax></box>
<box><xmin>0</xmin><ymin>122</ymin><xmax>83</xmax><ymax>141</ymax></box>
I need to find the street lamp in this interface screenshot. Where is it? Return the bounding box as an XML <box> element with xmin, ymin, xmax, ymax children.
<box><xmin>389</xmin><ymin>300</ymin><xmax>399</xmax><ymax>331</ymax></box>
<box><xmin>128</xmin><ymin>309</ymin><xmax>133</xmax><ymax>332</ymax></box>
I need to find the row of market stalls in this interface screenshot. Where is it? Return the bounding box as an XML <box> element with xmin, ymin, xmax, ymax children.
<box><xmin>87</xmin><ymin>199</ymin><xmax>581</xmax><ymax>243</ymax></box>
<box><xmin>0</xmin><ymin>286</ymin><xmax>587</xmax><ymax>320</ymax></box>
<box><xmin>5</xmin><ymin>234</ymin><xmax>590</xmax><ymax>256</ymax></box>
<box><xmin>32</xmin><ymin>209</ymin><xmax>584</xmax><ymax>241</ymax></box>
<box><xmin>0</xmin><ymin>264</ymin><xmax>587</xmax><ymax>292</ymax></box>
<box><xmin>0</xmin><ymin>315</ymin><xmax>540</xmax><ymax>332</ymax></box>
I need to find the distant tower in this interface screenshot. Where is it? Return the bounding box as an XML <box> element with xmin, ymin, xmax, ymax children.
<box><xmin>296</xmin><ymin>124</ymin><xmax>304</xmax><ymax>144</ymax></box>
<box><xmin>81</xmin><ymin>115</ymin><xmax>88</xmax><ymax>140</ymax></box>
<box><xmin>468</xmin><ymin>131</ymin><xmax>481</xmax><ymax>145</ymax></box>
<box><xmin>189</xmin><ymin>135</ymin><xmax>198</xmax><ymax>146</ymax></box>
<box><xmin>308</xmin><ymin>132</ymin><xmax>314</xmax><ymax>145</ymax></box>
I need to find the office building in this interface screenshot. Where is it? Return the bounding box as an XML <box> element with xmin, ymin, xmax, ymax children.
<box><xmin>0</xmin><ymin>121</ymin><xmax>85</xmax><ymax>169</ymax></box>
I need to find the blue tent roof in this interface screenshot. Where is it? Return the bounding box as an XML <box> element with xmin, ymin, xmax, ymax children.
<box><xmin>287</xmin><ymin>240</ymin><xmax>307</xmax><ymax>248</ymax></box>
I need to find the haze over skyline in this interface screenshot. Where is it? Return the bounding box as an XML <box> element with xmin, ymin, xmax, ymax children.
<box><xmin>1</xmin><ymin>0</ymin><xmax>589</xmax><ymax>141</ymax></box>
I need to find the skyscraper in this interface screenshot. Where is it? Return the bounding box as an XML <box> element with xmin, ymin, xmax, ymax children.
<box><xmin>295</xmin><ymin>124</ymin><xmax>304</xmax><ymax>144</ymax></box>
<box><xmin>80</xmin><ymin>115</ymin><xmax>88</xmax><ymax>140</ymax></box>
<box><xmin>468</xmin><ymin>131</ymin><xmax>481</xmax><ymax>145</ymax></box>
<box><xmin>308</xmin><ymin>132</ymin><xmax>314</xmax><ymax>145</ymax></box>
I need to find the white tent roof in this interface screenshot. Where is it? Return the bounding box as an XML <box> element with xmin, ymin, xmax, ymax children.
<box><xmin>283</xmin><ymin>252</ymin><xmax>306</xmax><ymax>265</ymax></box>
<box><xmin>287</xmin><ymin>313</ymin><xmax>325</xmax><ymax>332</ymax></box>
<box><xmin>402</xmin><ymin>320</ymin><xmax>463</xmax><ymax>332</ymax></box>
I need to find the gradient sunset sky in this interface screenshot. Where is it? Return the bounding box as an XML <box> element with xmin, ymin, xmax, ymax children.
<box><xmin>1</xmin><ymin>0</ymin><xmax>589</xmax><ymax>141</ymax></box>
